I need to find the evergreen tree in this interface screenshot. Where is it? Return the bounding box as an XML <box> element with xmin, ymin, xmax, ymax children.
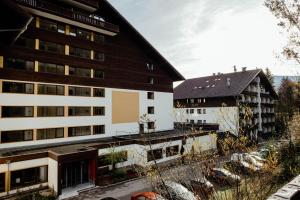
<box><xmin>265</xmin><ymin>67</ymin><xmax>274</xmax><ymax>86</ymax></box>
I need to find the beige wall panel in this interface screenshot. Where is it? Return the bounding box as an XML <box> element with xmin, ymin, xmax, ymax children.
<box><xmin>112</xmin><ymin>91</ymin><xmax>139</xmax><ymax>124</ymax></box>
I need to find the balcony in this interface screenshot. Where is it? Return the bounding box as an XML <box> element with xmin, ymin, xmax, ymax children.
<box><xmin>16</xmin><ymin>0</ymin><xmax>119</xmax><ymax>35</ymax></box>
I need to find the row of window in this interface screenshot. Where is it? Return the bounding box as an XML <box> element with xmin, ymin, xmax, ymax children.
<box><xmin>1</xmin><ymin>106</ymin><xmax>105</xmax><ymax>118</ymax></box>
<box><xmin>188</xmin><ymin>119</ymin><xmax>207</xmax><ymax>124</ymax></box>
<box><xmin>188</xmin><ymin>98</ymin><xmax>206</xmax><ymax>104</ymax></box>
<box><xmin>186</xmin><ymin>108</ymin><xmax>207</xmax><ymax>114</ymax></box>
<box><xmin>147</xmin><ymin>145</ymin><xmax>179</xmax><ymax>162</ymax></box>
<box><xmin>0</xmin><ymin>125</ymin><xmax>105</xmax><ymax>143</ymax></box>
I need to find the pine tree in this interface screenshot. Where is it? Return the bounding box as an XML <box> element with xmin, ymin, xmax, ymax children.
<box><xmin>265</xmin><ymin>67</ymin><xmax>274</xmax><ymax>86</ymax></box>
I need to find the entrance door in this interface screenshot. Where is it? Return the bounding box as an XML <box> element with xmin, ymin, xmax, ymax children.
<box><xmin>62</xmin><ymin>160</ymin><xmax>89</xmax><ymax>189</ymax></box>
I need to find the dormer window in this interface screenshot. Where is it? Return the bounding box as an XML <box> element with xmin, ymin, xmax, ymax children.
<box><xmin>146</xmin><ymin>63</ymin><xmax>154</xmax><ymax>71</ymax></box>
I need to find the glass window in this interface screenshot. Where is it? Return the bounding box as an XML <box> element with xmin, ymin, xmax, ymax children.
<box><xmin>37</xmin><ymin>128</ymin><xmax>64</xmax><ymax>140</ymax></box>
<box><xmin>146</xmin><ymin>63</ymin><xmax>154</xmax><ymax>71</ymax></box>
<box><xmin>0</xmin><ymin>173</ymin><xmax>4</xmax><ymax>192</ymax></box>
<box><xmin>190</xmin><ymin>109</ymin><xmax>194</xmax><ymax>114</ymax></box>
<box><xmin>94</xmin><ymin>70</ymin><xmax>104</xmax><ymax>79</ymax></box>
<box><xmin>147</xmin><ymin>92</ymin><xmax>154</xmax><ymax>99</ymax></box>
<box><xmin>2</xmin><ymin>106</ymin><xmax>34</xmax><ymax>118</ymax></box>
<box><xmin>69</xmin><ymin>66</ymin><xmax>91</xmax><ymax>77</ymax></box>
<box><xmin>68</xmin><ymin>126</ymin><xmax>91</xmax><ymax>137</ymax></box>
<box><xmin>77</xmin><ymin>28</ymin><xmax>91</xmax><ymax>40</ymax></box>
<box><xmin>148</xmin><ymin>77</ymin><xmax>154</xmax><ymax>84</ymax></box>
<box><xmin>197</xmin><ymin>109</ymin><xmax>202</xmax><ymax>114</ymax></box>
<box><xmin>2</xmin><ymin>82</ymin><xmax>34</xmax><ymax>94</ymax></box>
<box><xmin>14</xmin><ymin>37</ymin><xmax>35</xmax><ymax>49</ymax></box>
<box><xmin>69</xmin><ymin>86</ymin><xmax>91</xmax><ymax>96</ymax></box>
<box><xmin>93</xmin><ymin>125</ymin><xmax>105</xmax><ymax>134</ymax></box>
<box><xmin>148</xmin><ymin>122</ymin><xmax>155</xmax><ymax>129</ymax></box>
<box><xmin>68</xmin><ymin>107</ymin><xmax>91</xmax><ymax>116</ymax></box>
<box><xmin>69</xmin><ymin>46</ymin><xmax>90</xmax><ymax>59</ymax></box>
<box><xmin>37</xmin><ymin>107</ymin><xmax>64</xmax><ymax>117</ymax></box>
<box><xmin>93</xmin><ymin>88</ymin><xmax>105</xmax><ymax>97</ymax></box>
<box><xmin>166</xmin><ymin>145</ymin><xmax>179</xmax><ymax>157</ymax></box>
<box><xmin>6</xmin><ymin>58</ymin><xmax>34</xmax><ymax>71</ymax></box>
<box><xmin>93</xmin><ymin>107</ymin><xmax>105</xmax><ymax>116</ymax></box>
<box><xmin>39</xmin><ymin>40</ymin><xmax>65</xmax><ymax>54</ymax></box>
<box><xmin>40</xmin><ymin>18</ymin><xmax>65</xmax><ymax>34</ymax></box>
<box><xmin>148</xmin><ymin>107</ymin><xmax>154</xmax><ymax>114</ymax></box>
<box><xmin>11</xmin><ymin>166</ymin><xmax>48</xmax><ymax>189</ymax></box>
<box><xmin>203</xmin><ymin>109</ymin><xmax>206</xmax><ymax>114</ymax></box>
<box><xmin>147</xmin><ymin>149</ymin><xmax>162</xmax><ymax>162</ymax></box>
<box><xmin>39</xmin><ymin>62</ymin><xmax>65</xmax><ymax>75</ymax></box>
<box><xmin>94</xmin><ymin>34</ymin><xmax>105</xmax><ymax>43</ymax></box>
<box><xmin>1</xmin><ymin>130</ymin><xmax>33</xmax><ymax>143</ymax></box>
<box><xmin>38</xmin><ymin>84</ymin><xmax>65</xmax><ymax>95</ymax></box>
<box><xmin>197</xmin><ymin>120</ymin><xmax>202</xmax><ymax>124</ymax></box>
<box><xmin>94</xmin><ymin>52</ymin><xmax>105</xmax><ymax>61</ymax></box>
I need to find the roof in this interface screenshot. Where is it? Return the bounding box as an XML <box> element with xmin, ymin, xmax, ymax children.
<box><xmin>100</xmin><ymin>0</ymin><xmax>185</xmax><ymax>81</ymax></box>
<box><xmin>174</xmin><ymin>69</ymin><xmax>278</xmax><ymax>99</ymax></box>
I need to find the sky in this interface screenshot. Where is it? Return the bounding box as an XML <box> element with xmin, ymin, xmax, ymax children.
<box><xmin>108</xmin><ymin>0</ymin><xmax>300</xmax><ymax>79</ymax></box>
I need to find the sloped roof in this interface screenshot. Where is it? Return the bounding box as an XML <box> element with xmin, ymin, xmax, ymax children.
<box><xmin>174</xmin><ymin>69</ymin><xmax>277</xmax><ymax>99</ymax></box>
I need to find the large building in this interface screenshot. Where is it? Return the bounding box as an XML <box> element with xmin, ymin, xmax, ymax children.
<box><xmin>174</xmin><ymin>69</ymin><xmax>278</xmax><ymax>139</ymax></box>
<box><xmin>0</xmin><ymin>0</ymin><xmax>218</xmax><ymax>198</ymax></box>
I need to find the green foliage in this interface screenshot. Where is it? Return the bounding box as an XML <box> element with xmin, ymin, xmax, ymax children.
<box><xmin>112</xmin><ymin>168</ymin><xmax>127</xmax><ymax>179</ymax></box>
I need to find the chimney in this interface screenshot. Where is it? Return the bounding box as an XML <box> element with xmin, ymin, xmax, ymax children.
<box><xmin>242</xmin><ymin>67</ymin><xmax>247</xmax><ymax>72</ymax></box>
<box><xmin>234</xmin><ymin>65</ymin><xmax>237</xmax><ymax>72</ymax></box>
<box><xmin>213</xmin><ymin>73</ymin><xmax>216</xmax><ymax>76</ymax></box>
<box><xmin>227</xmin><ymin>78</ymin><xmax>231</xmax><ymax>87</ymax></box>
<box><xmin>217</xmin><ymin>72</ymin><xmax>221</xmax><ymax>75</ymax></box>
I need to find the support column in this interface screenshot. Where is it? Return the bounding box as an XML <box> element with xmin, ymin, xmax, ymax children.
<box><xmin>0</xmin><ymin>56</ymin><xmax>3</xmax><ymax>68</ymax></box>
<box><xmin>35</xmin><ymin>39</ymin><xmax>39</xmax><ymax>50</ymax></box>
<box><xmin>65</xmin><ymin>45</ymin><xmax>69</xmax><ymax>56</ymax></box>
<box><xmin>5</xmin><ymin>171</ymin><xmax>10</xmax><ymax>193</ymax></box>
<box><xmin>34</xmin><ymin>61</ymin><xmax>39</xmax><ymax>72</ymax></box>
<box><xmin>33</xmin><ymin>129</ymin><xmax>37</xmax><ymax>141</ymax></box>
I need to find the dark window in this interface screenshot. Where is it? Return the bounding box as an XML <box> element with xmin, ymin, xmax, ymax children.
<box><xmin>37</xmin><ymin>128</ymin><xmax>64</xmax><ymax>140</ymax></box>
<box><xmin>39</xmin><ymin>40</ymin><xmax>64</xmax><ymax>54</ymax></box>
<box><xmin>14</xmin><ymin>37</ymin><xmax>35</xmax><ymax>49</ymax></box>
<box><xmin>2</xmin><ymin>106</ymin><xmax>34</xmax><ymax>118</ymax></box>
<box><xmin>166</xmin><ymin>145</ymin><xmax>179</xmax><ymax>157</ymax></box>
<box><xmin>69</xmin><ymin>46</ymin><xmax>90</xmax><ymax>59</ymax></box>
<box><xmin>190</xmin><ymin>120</ymin><xmax>195</xmax><ymax>124</ymax></box>
<box><xmin>38</xmin><ymin>84</ymin><xmax>65</xmax><ymax>95</ymax></box>
<box><xmin>40</xmin><ymin>18</ymin><xmax>65</xmax><ymax>33</ymax></box>
<box><xmin>139</xmin><ymin>124</ymin><xmax>144</xmax><ymax>134</ymax></box>
<box><xmin>147</xmin><ymin>149</ymin><xmax>163</xmax><ymax>162</ymax></box>
<box><xmin>69</xmin><ymin>86</ymin><xmax>91</xmax><ymax>97</ymax></box>
<box><xmin>69</xmin><ymin>66</ymin><xmax>91</xmax><ymax>77</ymax></box>
<box><xmin>203</xmin><ymin>120</ymin><xmax>207</xmax><ymax>124</ymax></box>
<box><xmin>147</xmin><ymin>92</ymin><xmax>154</xmax><ymax>99</ymax></box>
<box><xmin>146</xmin><ymin>63</ymin><xmax>154</xmax><ymax>71</ymax></box>
<box><xmin>93</xmin><ymin>88</ymin><xmax>105</xmax><ymax>97</ymax></box>
<box><xmin>148</xmin><ymin>106</ymin><xmax>154</xmax><ymax>114</ymax></box>
<box><xmin>1</xmin><ymin>130</ymin><xmax>33</xmax><ymax>143</ymax></box>
<box><xmin>68</xmin><ymin>126</ymin><xmax>91</xmax><ymax>137</ymax></box>
<box><xmin>190</xmin><ymin>109</ymin><xmax>194</xmax><ymax>114</ymax></box>
<box><xmin>39</xmin><ymin>62</ymin><xmax>65</xmax><ymax>75</ymax></box>
<box><xmin>94</xmin><ymin>70</ymin><xmax>104</xmax><ymax>79</ymax></box>
<box><xmin>148</xmin><ymin>122</ymin><xmax>155</xmax><ymax>130</ymax></box>
<box><xmin>68</xmin><ymin>107</ymin><xmax>91</xmax><ymax>116</ymax></box>
<box><xmin>93</xmin><ymin>125</ymin><xmax>105</xmax><ymax>134</ymax></box>
<box><xmin>37</xmin><ymin>106</ymin><xmax>64</xmax><ymax>117</ymax></box>
<box><xmin>69</xmin><ymin>27</ymin><xmax>91</xmax><ymax>40</ymax></box>
<box><xmin>94</xmin><ymin>34</ymin><xmax>105</xmax><ymax>43</ymax></box>
<box><xmin>11</xmin><ymin>166</ymin><xmax>48</xmax><ymax>190</ymax></box>
<box><xmin>203</xmin><ymin>109</ymin><xmax>206</xmax><ymax>114</ymax></box>
<box><xmin>6</xmin><ymin>58</ymin><xmax>34</xmax><ymax>71</ymax></box>
<box><xmin>2</xmin><ymin>82</ymin><xmax>34</xmax><ymax>94</ymax></box>
<box><xmin>148</xmin><ymin>77</ymin><xmax>154</xmax><ymax>84</ymax></box>
<box><xmin>197</xmin><ymin>109</ymin><xmax>202</xmax><ymax>114</ymax></box>
<box><xmin>94</xmin><ymin>51</ymin><xmax>105</xmax><ymax>61</ymax></box>
<box><xmin>93</xmin><ymin>107</ymin><xmax>105</xmax><ymax>116</ymax></box>
<box><xmin>0</xmin><ymin>173</ymin><xmax>4</xmax><ymax>192</ymax></box>
<box><xmin>198</xmin><ymin>120</ymin><xmax>202</xmax><ymax>124</ymax></box>
<box><xmin>186</xmin><ymin>109</ymin><xmax>189</xmax><ymax>114</ymax></box>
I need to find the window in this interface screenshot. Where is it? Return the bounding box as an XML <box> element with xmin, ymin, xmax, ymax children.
<box><xmin>39</xmin><ymin>40</ymin><xmax>65</xmax><ymax>54</ymax></box>
<box><xmin>148</xmin><ymin>77</ymin><xmax>154</xmax><ymax>84</ymax></box>
<box><xmin>2</xmin><ymin>106</ymin><xmax>33</xmax><ymax>118</ymax></box>
<box><xmin>186</xmin><ymin>109</ymin><xmax>189</xmax><ymax>114</ymax></box>
<box><xmin>203</xmin><ymin>109</ymin><xmax>206</xmax><ymax>114</ymax></box>
<box><xmin>93</xmin><ymin>125</ymin><xmax>105</xmax><ymax>134</ymax></box>
<box><xmin>94</xmin><ymin>70</ymin><xmax>104</xmax><ymax>79</ymax></box>
<box><xmin>147</xmin><ymin>149</ymin><xmax>163</xmax><ymax>162</ymax></box>
<box><xmin>94</xmin><ymin>34</ymin><xmax>105</xmax><ymax>43</ymax></box>
<box><xmin>166</xmin><ymin>145</ymin><xmax>179</xmax><ymax>157</ymax></box>
<box><xmin>69</xmin><ymin>27</ymin><xmax>91</xmax><ymax>40</ymax></box>
<box><xmin>197</xmin><ymin>109</ymin><xmax>202</xmax><ymax>114</ymax></box>
<box><xmin>197</xmin><ymin>99</ymin><xmax>202</xmax><ymax>103</ymax></box>
<box><xmin>6</xmin><ymin>58</ymin><xmax>34</xmax><ymax>71</ymax></box>
<box><xmin>203</xmin><ymin>98</ymin><xmax>206</xmax><ymax>103</ymax></box>
<box><xmin>38</xmin><ymin>84</ymin><xmax>65</xmax><ymax>95</ymax></box>
<box><xmin>68</xmin><ymin>126</ymin><xmax>91</xmax><ymax>137</ymax></box>
<box><xmin>147</xmin><ymin>92</ymin><xmax>154</xmax><ymax>99</ymax></box>
<box><xmin>69</xmin><ymin>66</ymin><xmax>91</xmax><ymax>77</ymax></box>
<box><xmin>148</xmin><ymin>106</ymin><xmax>154</xmax><ymax>114</ymax></box>
<box><xmin>146</xmin><ymin>63</ymin><xmax>154</xmax><ymax>71</ymax></box>
<box><xmin>1</xmin><ymin>130</ymin><xmax>33</xmax><ymax>143</ymax></box>
<box><xmin>69</xmin><ymin>86</ymin><xmax>91</xmax><ymax>96</ymax></box>
<box><xmin>2</xmin><ymin>82</ymin><xmax>34</xmax><ymax>94</ymax></box>
<box><xmin>203</xmin><ymin>120</ymin><xmax>207</xmax><ymax>124</ymax></box>
<box><xmin>148</xmin><ymin>122</ymin><xmax>155</xmax><ymax>129</ymax></box>
<box><xmin>69</xmin><ymin>107</ymin><xmax>91</xmax><ymax>116</ymax></box>
<box><xmin>190</xmin><ymin>99</ymin><xmax>195</xmax><ymax>104</ymax></box>
<box><xmin>197</xmin><ymin>120</ymin><xmax>202</xmax><ymax>124</ymax></box>
<box><xmin>190</xmin><ymin>109</ymin><xmax>194</xmax><ymax>114</ymax></box>
<box><xmin>11</xmin><ymin>166</ymin><xmax>48</xmax><ymax>190</ymax></box>
<box><xmin>93</xmin><ymin>107</ymin><xmax>105</xmax><ymax>116</ymax></box>
<box><xmin>0</xmin><ymin>173</ymin><xmax>4</xmax><ymax>192</ymax></box>
<box><xmin>69</xmin><ymin>46</ymin><xmax>90</xmax><ymax>59</ymax></box>
<box><xmin>37</xmin><ymin>107</ymin><xmax>64</xmax><ymax>117</ymax></box>
<box><xmin>190</xmin><ymin>120</ymin><xmax>195</xmax><ymax>124</ymax></box>
<box><xmin>14</xmin><ymin>37</ymin><xmax>35</xmax><ymax>49</ymax></box>
<box><xmin>37</xmin><ymin>128</ymin><xmax>64</xmax><ymax>140</ymax></box>
<box><xmin>93</xmin><ymin>88</ymin><xmax>105</xmax><ymax>97</ymax></box>
<box><xmin>94</xmin><ymin>51</ymin><xmax>105</xmax><ymax>61</ymax></box>
<box><xmin>39</xmin><ymin>62</ymin><xmax>65</xmax><ymax>75</ymax></box>
<box><xmin>40</xmin><ymin>18</ymin><xmax>65</xmax><ymax>33</ymax></box>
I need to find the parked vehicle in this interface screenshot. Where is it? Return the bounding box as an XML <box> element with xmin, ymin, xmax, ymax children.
<box><xmin>249</xmin><ymin>152</ymin><xmax>266</xmax><ymax>162</ymax></box>
<box><xmin>190</xmin><ymin>177</ymin><xmax>214</xmax><ymax>199</ymax></box>
<box><xmin>209</xmin><ymin>168</ymin><xmax>241</xmax><ymax>185</ymax></box>
<box><xmin>231</xmin><ymin>153</ymin><xmax>261</xmax><ymax>172</ymax></box>
<box><xmin>243</xmin><ymin>153</ymin><xmax>264</xmax><ymax>168</ymax></box>
<box><xmin>131</xmin><ymin>192</ymin><xmax>166</xmax><ymax>200</ymax></box>
<box><xmin>158</xmin><ymin>181</ymin><xmax>197</xmax><ymax>200</ymax></box>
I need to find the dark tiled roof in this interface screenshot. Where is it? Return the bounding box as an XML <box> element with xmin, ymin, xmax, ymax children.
<box><xmin>174</xmin><ymin>69</ymin><xmax>262</xmax><ymax>99</ymax></box>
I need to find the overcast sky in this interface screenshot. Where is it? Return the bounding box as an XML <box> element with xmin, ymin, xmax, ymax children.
<box><xmin>108</xmin><ymin>0</ymin><xmax>299</xmax><ymax>79</ymax></box>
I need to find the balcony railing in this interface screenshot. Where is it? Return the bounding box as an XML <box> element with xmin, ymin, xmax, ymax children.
<box><xmin>16</xmin><ymin>0</ymin><xmax>119</xmax><ymax>33</ymax></box>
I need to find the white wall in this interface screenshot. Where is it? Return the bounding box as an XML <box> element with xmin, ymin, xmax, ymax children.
<box><xmin>48</xmin><ymin>158</ymin><xmax>58</xmax><ymax>194</ymax></box>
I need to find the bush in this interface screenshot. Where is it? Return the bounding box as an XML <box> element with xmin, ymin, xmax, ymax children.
<box><xmin>112</xmin><ymin>168</ymin><xmax>127</xmax><ymax>179</ymax></box>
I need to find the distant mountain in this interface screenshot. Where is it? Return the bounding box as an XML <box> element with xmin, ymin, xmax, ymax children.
<box><xmin>273</xmin><ymin>76</ymin><xmax>300</xmax><ymax>91</ymax></box>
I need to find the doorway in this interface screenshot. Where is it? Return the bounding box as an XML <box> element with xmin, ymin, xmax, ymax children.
<box><xmin>61</xmin><ymin>160</ymin><xmax>89</xmax><ymax>189</ymax></box>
